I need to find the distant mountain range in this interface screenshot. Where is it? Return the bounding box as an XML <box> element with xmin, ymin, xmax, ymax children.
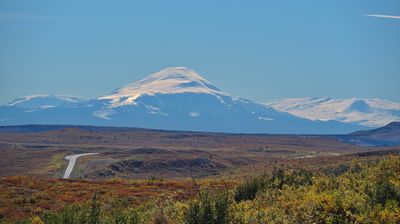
<box><xmin>265</xmin><ymin>97</ymin><xmax>400</xmax><ymax>127</ymax></box>
<box><xmin>0</xmin><ymin>67</ymin><xmax>398</xmax><ymax>134</ymax></box>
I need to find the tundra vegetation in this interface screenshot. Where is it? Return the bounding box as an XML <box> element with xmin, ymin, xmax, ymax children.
<box><xmin>3</xmin><ymin>156</ymin><xmax>399</xmax><ymax>224</ymax></box>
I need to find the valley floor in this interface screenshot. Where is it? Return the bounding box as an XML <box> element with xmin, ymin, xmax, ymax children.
<box><xmin>0</xmin><ymin>127</ymin><xmax>399</xmax><ymax>223</ymax></box>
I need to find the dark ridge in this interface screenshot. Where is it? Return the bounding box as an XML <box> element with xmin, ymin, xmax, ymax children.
<box><xmin>335</xmin><ymin>122</ymin><xmax>400</xmax><ymax>146</ymax></box>
<box><xmin>350</xmin><ymin>121</ymin><xmax>400</xmax><ymax>136</ymax></box>
<box><xmin>0</xmin><ymin>124</ymin><xmax>145</xmax><ymax>133</ymax></box>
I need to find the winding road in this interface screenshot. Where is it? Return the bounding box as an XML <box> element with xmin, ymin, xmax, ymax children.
<box><xmin>63</xmin><ymin>153</ymin><xmax>99</xmax><ymax>179</ymax></box>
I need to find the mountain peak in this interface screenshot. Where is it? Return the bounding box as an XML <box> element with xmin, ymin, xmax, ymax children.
<box><xmin>345</xmin><ymin>99</ymin><xmax>371</xmax><ymax>113</ymax></box>
<box><xmin>142</xmin><ymin>67</ymin><xmax>207</xmax><ymax>84</ymax></box>
<box><xmin>100</xmin><ymin>67</ymin><xmax>226</xmax><ymax>107</ymax></box>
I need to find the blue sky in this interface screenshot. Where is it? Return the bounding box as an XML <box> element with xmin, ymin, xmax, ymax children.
<box><xmin>0</xmin><ymin>0</ymin><xmax>399</xmax><ymax>104</ymax></box>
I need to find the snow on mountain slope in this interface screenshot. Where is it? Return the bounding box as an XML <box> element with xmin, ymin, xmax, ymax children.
<box><xmin>88</xmin><ymin>67</ymin><xmax>364</xmax><ymax>134</ymax></box>
<box><xmin>0</xmin><ymin>67</ymin><xmax>367</xmax><ymax>134</ymax></box>
<box><xmin>94</xmin><ymin>67</ymin><xmax>234</xmax><ymax>120</ymax></box>
<box><xmin>100</xmin><ymin>67</ymin><xmax>228</xmax><ymax>108</ymax></box>
<box><xmin>6</xmin><ymin>95</ymin><xmax>87</xmax><ymax>110</ymax></box>
<box><xmin>265</xmin><ymin>97</ymin><xmax>400</xmax><ymax>127</ymax></box>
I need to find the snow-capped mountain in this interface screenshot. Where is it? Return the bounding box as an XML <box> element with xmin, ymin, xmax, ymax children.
<box><xmin>7</xmin><ymin>95</ymin><xmax>87</xmax><ymax>109</ymax></box>
<box><xmin>0</xmin><ymin>67</ymin><xmax>366</xmax><ymax>134</ymax></box>
<box><xmin>265</xmin><ymin>97</ymin><xmax>400</xmax><ymax>127</ymax></box>
<box><xmin>100</xmin><ymin>67</ymin><xmax>227</xmax><ymax>108</ymax></box>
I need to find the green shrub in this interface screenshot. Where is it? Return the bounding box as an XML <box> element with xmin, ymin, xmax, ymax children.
<box><xmin>185</xmin><ymin>190</ymin><xmax>231</xmax><ymax>224</ymax></box>
<box><xmin>89</xmin><ymin>193</ymin><xmax>100</xmax><ymax>224</ymax></box>
<box><xmin>41</xmin><ymin>195</ymin><xmax>144</xmax><ymax>224</ymax></box>
<box><xmin>234</xmin><ymin>176</ymin><xmax>267</xmax><ymax>202</ymax></box>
